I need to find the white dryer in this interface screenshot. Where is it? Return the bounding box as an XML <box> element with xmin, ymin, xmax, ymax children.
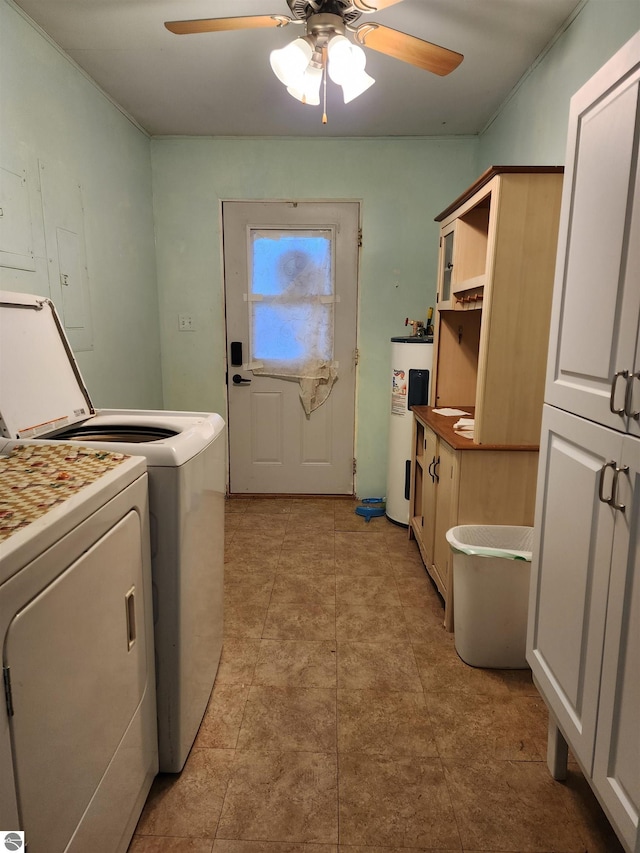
<box><xmin>0</xmin><ymin>441</ymin><xmax>157</xmax><ymax>853</ymax></box>
<box><xmin>0</xmin><ymin>291</ymin><xmax>225</xmax><ymax>772</ymax></box>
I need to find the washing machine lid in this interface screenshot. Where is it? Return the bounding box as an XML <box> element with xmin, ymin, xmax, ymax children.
<box><xmin>0</xmin><ymin>292</ymin><xmax>94</xmax><ymax>439</ymax></box>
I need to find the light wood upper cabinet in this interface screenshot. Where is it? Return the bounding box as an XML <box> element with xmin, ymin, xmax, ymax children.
<box><xmin>433</xmin><ymin>167</ymin><xmax>564</xmax><ymax>446</ymax></box>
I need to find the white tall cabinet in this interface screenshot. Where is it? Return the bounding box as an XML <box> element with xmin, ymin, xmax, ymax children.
<box><xmin>527</xmin><ymin>32</ymin><xmax>640</xmax><ymax>853</ymax></box>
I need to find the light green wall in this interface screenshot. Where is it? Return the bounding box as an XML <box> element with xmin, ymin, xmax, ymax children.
<box><xmin>0</xmin><ymin>0</ymin><xmax>163</xmax><ymax>409</ymax></box>
<box><xmin>150</xmin><ymin>136</ymin><xmax>478</xmax><ymax>496</ymax></box>
<box><xmin>4</xmin><ymin>0</ymin><xmax>638</xmax><ymax>496</ymax></box>
<box><xmin>478</xmin><ymin>0</ymin><xmax>640</xmax><ymax>167</ymax></box>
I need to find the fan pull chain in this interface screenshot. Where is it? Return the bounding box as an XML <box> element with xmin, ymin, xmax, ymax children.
<box><xmin>322</xmin><ymin>46</ymin><xmax>328</xmax><ymax>124</ymax></box>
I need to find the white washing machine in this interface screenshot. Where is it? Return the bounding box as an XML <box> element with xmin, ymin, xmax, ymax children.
<box><xmin>0</xmin><ymin>291</ymin><xmax>226</xmax><ymax>772</ymax></box>
<box><xmin>0</xmin><ymin>441</ymin><xmax>157</xmax><ymax>853</ymax></box>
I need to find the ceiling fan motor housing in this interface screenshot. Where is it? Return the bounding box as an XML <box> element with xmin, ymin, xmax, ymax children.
<box><xmin>286</xmin><ymin>0</ymin><xmax>363</xmax><ymax>26</ymax></box>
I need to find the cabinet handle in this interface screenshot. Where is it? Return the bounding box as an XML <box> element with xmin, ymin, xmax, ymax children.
<box><xmin>611</xmin><ymin>465</ymin><xmax>629</xmax><ymax>512</ymax></box>
<box><xmin>624</xmin><ymin>372</ymin><xmax>640</xmax><ymax>420</ymax></box>
<box><xmin>428</xmin><ymin>457</ymin><xmax>435</xmax><ymax>482</ymax></box>
<box><xmin>434</xmin><ymin>455</ymin><xmax>440</xmax><ymax>483</ymax></box>
<box><xmin>610</xmin><ymin>370</ymin><xmax>629</xmax><ymax>415</ymax></box>
<box><xmin>598</xmin><ymin>461</ymin><xmax>616</xmax><ymax>505</ymax></box>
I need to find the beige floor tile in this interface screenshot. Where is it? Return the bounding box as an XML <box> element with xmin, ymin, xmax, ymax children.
<box><xmin>262</xmin><ymin>602</ymin><xmax>336</xmax><ymax>641</ymax></box>
<box><xmin>237</xmin><ymin>686</ymin><xmax>337</xmax><ymax>753</ymax></box>
<box><xmin>277</xmin><ymin>550</ymin><xmax>336</xmax><ymax>574</ymax></box>
<box><xmin>216</xmin><ymin>751</ymin><xmax>338</xmax><ymax>843</ymax></box>
<box><xmin>444</xmin><ymin>758</ymin><xmax>589</xmax><ymax>852</ymax></box>
<box><xmin>214</xmin><ymin>843</ymin><xmax>336</xmax><ymax>853</ymax></box>
<box><xmin>281</xmin><ymin>532</ymin><xmax>335</xmax><ymax>553</ymax></box>
<box><xmin>335</xmin><ymin>605</ymin><xmax>409</xmax><ymax>642</ymax></box>
<box><xmin>401</xmin><ymin>606</ymin><xmax>451</xmax><ymax>644</ymax></box>
<box><xmin>130</xmin><ymin>838</ymin><xmax>214</xmax><ymax>852</ymax></box>
<box><xmin>289</xmin><ymin>497</ymin><xmax>336</xmax><ymax>514</ymax></box>
<box><xmin>335</xmin><ymin>576</ymin><xmax>401</xmax><ymax>607</ymax></box>
<box><xmin>223</xmin><ymin>603</ymin><xmax>268</xmax><ymax>639</ymax></box>
<box><xmin>337</xmin><ymin>847</ymin><xmax>459</xmax><ymax>853</ymax></box>
<box><xmin>253</xmin><ymin>639</ymin><xmax>337</xmax><ymax>688</ymax></box>
<box><xmin>337</xmin><ymin>689</ymin><xmax>438</xmax><ymax>757</ymax></box>
<box><xmin>225</xmin><ymin>499</ymin><xmax>250</xmax><ymax>514</ymax></box>
<box><xmin>391</xmin><ymin>554</ymin><xmax>431</xmax><ymax>578</ymax></box>
<box><xmin>135</xmin><ymin>749</ymin><xmax>236</xmax><ymax>838</ymax></box>
<box><xmin>215</xmin><ymin>639</ymin><xmax>262</xmax><ymax>684</ymax></box>
<box><xmin>395</xmin><ymin>575</ymin><xmax>442</xmax><ymax>608</ymax></box>
<box><xmin>231</xmin><ymin>515</ymin><xmax>289</xmax><ymax>534</ymax></box>
<box><xmin>338</xmin><ymin>753</ymin><xmax>460</xmax><ymax>848</ymax></box>
<box><xmin>412</xmin><ymin>641</ymin><xmax>513</xmax><ymax>696</ymax></box>
<box><xmin>224</xmin><ymin>544</ymin><xmax>281</xmax><ymax>571</ymax></box>
<box><xmin>287</xmin><ymin>515</ymin><xmax>337</xmax><ymax>534</ymax></box>
<box><xmin>335</xmin><ymin>551</ymin><xmax>394</xmax><ymax>576</ymax></box>
<box><xmin>270</xmin><ymin>572</ymin><xmax>336</xmax><ymax>605</ymax></box>
<box><xmin>425</xmin><ymin>692</ymin><xmax>547</xmax><ymax>760</ymax></box>
<box><xmin>194</xmin><ymin>683</ymin><xmax>251</xmax><ymax>749</ymax></box>
<box><xmin>337</xmin><ymin>641</ymin><xmax>422</xmax><ymax>692</ymax></box>
<box><xmin>224</xmin><ymin>573</ymin><xmax>275</xmax><ymax>607</ymax></box>
<box><xmin>130</xmin><ymin>496</ymin><xmax>618</xmax><ymax>853</ymax></box>
<box><xmin>245</xmin><ymin>498</ymin><xmax>293</xmax><ymax>515</ymax></box>
<box><xmin>334</xmin><ymin>531</ymin><xmax>389</xmax><ymax>555</ymax></box>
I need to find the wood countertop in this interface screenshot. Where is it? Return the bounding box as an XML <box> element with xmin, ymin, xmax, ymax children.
<box><xmin>410</xmin><ymin>406</ymin><xmax>539</xmax><ymax>451</ymax></box>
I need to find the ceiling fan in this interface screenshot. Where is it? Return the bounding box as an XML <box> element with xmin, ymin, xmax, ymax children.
<box><xmin>165</xmin><ymin>0</ymin><xmax>463</xmax><ymax>118</ymax></box>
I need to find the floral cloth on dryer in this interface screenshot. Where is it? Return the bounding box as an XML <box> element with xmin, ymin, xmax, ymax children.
<box><xmin>0</xmin><ymin>443</ymin><xmax>129</xmax><ymax>541</ymax></box>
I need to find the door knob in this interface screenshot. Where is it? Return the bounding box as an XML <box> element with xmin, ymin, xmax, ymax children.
<box><xmin>232</xmin><ymin>374</ymin><xmax>251</xmax><ymax>385</ymax></box>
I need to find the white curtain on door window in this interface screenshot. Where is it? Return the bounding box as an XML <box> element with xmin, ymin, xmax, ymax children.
<box><xmin>247</xmin><ymin>229</ymin><xmax>338</xmax><ymax>414</ymax></box>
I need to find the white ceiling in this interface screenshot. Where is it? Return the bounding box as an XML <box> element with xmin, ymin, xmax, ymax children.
<box><xmin>13</xmin><ymin>0</ymin><xmax>583</xmax><ymax>137</ymax></box>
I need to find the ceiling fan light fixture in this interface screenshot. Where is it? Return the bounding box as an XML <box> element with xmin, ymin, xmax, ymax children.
<box><xmin>287</xmin><ymin>63</ymin><xmax>323</xmax><ymax>105</ymax></box>
<box><xmin>340</xmin><ymin>67</ymin><xmax>375</xmax><ymax>103</ymax></box>
<box><xmin>269</xmin><ymin>37</ymin><xmax>313</xmax><ymax>87</ymax></box>
<box><xmin>326</xmin><ymin>35</ymin><xmax>352</xmax><ymax>84</ymax></box>
<box><xmin>327</xmin><ymin>35</ymin><xmax>374</xmax><ymax>102</ymax></box>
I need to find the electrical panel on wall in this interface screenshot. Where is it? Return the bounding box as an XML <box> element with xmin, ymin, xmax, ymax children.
<box><xmin>0</xmin><ymin>160</ymin><xmax>36</xmax><ymax>272</ymax></box>
<box><xmin>39</xmin><ymin>159</ymin><xmax>93</xmax><ymax>352</ymax></box>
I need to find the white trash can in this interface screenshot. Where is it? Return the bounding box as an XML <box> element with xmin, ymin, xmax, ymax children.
<box><xmin>446</xmin><ymin>525</ymin><xmax>534</xmax><ymax>669</ymax></box>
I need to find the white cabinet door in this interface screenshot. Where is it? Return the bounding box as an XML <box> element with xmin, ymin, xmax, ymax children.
<box><xmin>545</xmin><ymin>35</ymin><xmax>640</xmax><ymax>434</ymax></box>
<box><xmin>527</xmin><ymin>405</ymin><xmax>619</xmax><ymax>772</ymax></box>
<box><xmin>592</xmin><ymin>434</ymin><xmax>640</xmax><ymax>852</ymax></box>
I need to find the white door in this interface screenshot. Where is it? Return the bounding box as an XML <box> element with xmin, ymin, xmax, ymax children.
<box><xmin>223</xmin><ymin>201</ymin><xmax>359</xmax><ymax>495</ymax></box>
<box><xmin>545</xmin><ymin>40</ymin><xmax>640</xmax><ymax>433</ymax></box>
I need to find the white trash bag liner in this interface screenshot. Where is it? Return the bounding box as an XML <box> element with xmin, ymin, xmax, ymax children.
<box><xmin>446</xmin><ymin>524</ymin><xmax>533</xmax><ymax>560</ymax></box>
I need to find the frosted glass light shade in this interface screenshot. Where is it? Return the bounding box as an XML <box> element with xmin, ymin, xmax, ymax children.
<box><xmin>270</xmin><ymin>38</ymin><xmax>313</xmax><ymax>87</ymax></box>
<box><xmin>327</xmin><ymin>35</ymin><xmax>353</xmax><ymax>84</ymax></box>
<box><xmin>341</xmin><ymin>68</ymin><xmax>375</xmax><ymax>103</ymax></box>
<box><xmin>327</xmin><ymin>36</ymin><xmax>375</xmax><ymax>102</ymax></box>
<box><xmin>287</xmin><ymin>64</ymin><xmax>323</xmax><ymax>105</ymax></box>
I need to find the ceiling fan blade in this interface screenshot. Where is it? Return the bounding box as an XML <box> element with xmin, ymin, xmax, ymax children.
<box><xmin>165</xmin><ymin>15</ymin><xmax>293</xmax><ymax>35</ymax></box>
<box><xmin>355</xmin><ymin>24</ymin><xmax>463</xmax><ymax>76</ymax></box>
<box><xmin>352</xmin><ymin>0</ymin><xmax>405</xmax><ymax>10</ymax></box>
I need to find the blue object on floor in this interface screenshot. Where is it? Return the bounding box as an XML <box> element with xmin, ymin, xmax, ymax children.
<box><xmin>355</xmin><ymin>498</ymin><xmax>386</xmax><ymax>522</ymax></box>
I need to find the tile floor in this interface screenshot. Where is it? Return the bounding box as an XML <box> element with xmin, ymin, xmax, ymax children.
<box><xmin>129</xmin><ymin>497</ymin><xmax>624</xmax><ymax>853</ymax></box>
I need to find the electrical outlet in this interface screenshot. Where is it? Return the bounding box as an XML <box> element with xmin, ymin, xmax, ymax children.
<box><xmin>178</xmin><ymin>313</ymin><xmax>195</xmax><ymax>331</ymax></box>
